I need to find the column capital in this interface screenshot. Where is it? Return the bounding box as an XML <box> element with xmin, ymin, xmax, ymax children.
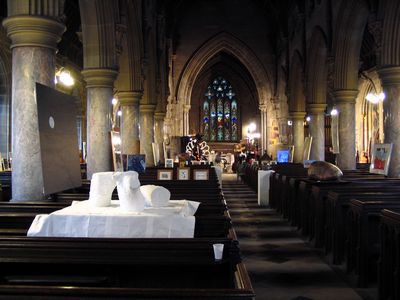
<box><xmin>81</xmin><ymin>68</ymin><xmax>118</xmax><ymax>88</ymax></box>
<box><xmin>333</xmin><ymin>89</ymin><xmax>359</xmax><ymax>104</ymax></box>
<box><xmin>140</xmin><ymin>104</ymin><xmax>156</xmax><ymax>113</ymax></box>
<box><xmin>308</xmin><ymin>103</ymin><xmax>327</xmax><ymax>114</ymax></box>
<box><xmin>259</xmin><ymin>104</ymin><xmax>268</xmax><ymax>112</ymax></box>
<box><xmin>2</xmin><ymin>15</ymin><xmax>65</xmax><ymax>50</ymax></box>
<box><xmin>290</xmin><ymin>111</ymin><xmax>306</xmax><ymax>120</ymax></box>
<box><xmin>184</xmin><ymin>104</ymin><xmax>191</xmax><ymax>111</ymax></box>
<box><xmin>154</xmin><ymin>111</ymin><xmax>166</xmax><ymax>120</ymax></box>
<box><xmin>378</xmin><ymin>66</ymin><xmax>400</xmax><ymax>86</ymax></box>
<box><xmin>117</xmin><ymin>91</ymin><xmax>142</xmax><ymax>106</ymax></box>
<box><xmin>270</xmin><ymin>96</ymin><xmax>279</xmax><ymax>103</ymax></box>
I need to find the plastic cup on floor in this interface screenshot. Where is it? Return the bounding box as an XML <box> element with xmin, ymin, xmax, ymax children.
<box><xmin>213</xmin><ymin>243</ymin><xmax>224</xmax><ymax>260</ymax></box>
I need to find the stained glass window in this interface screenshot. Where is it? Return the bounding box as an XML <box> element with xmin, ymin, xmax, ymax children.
<box><xmin>202</xmin><ymin>77</ymin><xmax>239</xmax><ymax>142</ymax></box>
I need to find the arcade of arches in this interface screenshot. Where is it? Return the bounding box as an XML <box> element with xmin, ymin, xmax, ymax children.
<box><xmin>2</xmin><ymin>1</ymin><xmax>400</xmax><ymax>299</ymax></box>
<box><xmin>1</xmin><ymin>0</ymin><xmax>400</xmax><ymax>200</ymax></box>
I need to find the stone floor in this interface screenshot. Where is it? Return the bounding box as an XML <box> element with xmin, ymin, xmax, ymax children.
<box><xmin>222</xmin><ymin>174</ymin><xmax>373</xmax><ymax>300</ymax></box>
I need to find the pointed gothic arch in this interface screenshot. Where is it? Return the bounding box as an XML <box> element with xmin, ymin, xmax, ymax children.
<box><xmin>289</xmin><ymin>50</ymin><xmax>306</xmax><ymax>112</ymax></box>
<box><xmin>176</xmin><ymin>32</ymin><xmax>273</xmax><ymax>108</ymax></box>
<box><xmin>307</xmin><ymin>27</ymin><xmax>328</xmax><ymax>105</ymax></box>
<box><xmin>333</xmin><ymin>0</ymin><xmax>369</xmax><ymax>90</ymax></box>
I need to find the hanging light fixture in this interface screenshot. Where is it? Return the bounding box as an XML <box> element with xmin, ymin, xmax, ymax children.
<box><xmin>360</xmin><ymin>71</ymin><xmax>385</xmax><ymax>104</ymax></box>
<box><xmin>365</xmin><ymin>92</ymin><xmax>385</xmax><ymax>104</ymax></box>
<box><xmin>55</xmin><ymin>67</ymin><xmax>75</xmax><ymax>87</ymax></box>
<box><xmin>330</xmin><ymin>108</ymin><xmax>338</xmax><ymax>116</ymax></box>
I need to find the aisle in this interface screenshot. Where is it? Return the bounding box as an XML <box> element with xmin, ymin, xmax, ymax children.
<box><xmin>222</xmin><ymin>174</ymin><xmax>363</xmax><ymax>300</ymax></box>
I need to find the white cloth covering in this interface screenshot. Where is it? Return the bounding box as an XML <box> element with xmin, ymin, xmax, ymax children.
<box><xmin>140</xmin><ymin>185</ymin><xmax>171</xmax><ymax>207</ymax></box>
<box><xmin>27</xmin><ymin>200</ymin><xmax>200</xmax><ymax>238</ymax></box>
<box><xmin>88</xmin><ymin>172</ymin><xmax>116</xmax><ymax>207</ymax></box>
<box><xmin>113</xmin><ymin>171</ymin><xmax>146</xmax><ymax>212</ymax></box>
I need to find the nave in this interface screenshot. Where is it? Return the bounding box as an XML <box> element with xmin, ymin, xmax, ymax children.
<box><xmin>222</xmin><ymin>174</ymin><xmax>373</xmax><ymax>300</ymax></box>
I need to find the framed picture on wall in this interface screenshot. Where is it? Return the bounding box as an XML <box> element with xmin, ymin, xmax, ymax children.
<box><xmin>193</xmin><ymin>169</ymin><xmax>209</xmax><ymax>180</ymax></box>
<box><xmin>157</xmin><ymin>169</ymin><xmax>173</xmax><ymax>180</ymax></box>
<box><xmin>177</xmin><ymin>167</ymin><xmax>190</xmax><ymax>180</ymax></box>
<box><xmin>370</xmin><ymin>143</ymin><xmax>393</xmax><ymax>176</ymax></box>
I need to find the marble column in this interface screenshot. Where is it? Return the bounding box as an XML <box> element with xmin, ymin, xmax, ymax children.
<box><xmin>140</xmin><ymin>104</ymin><xmax>156</xmax><ymax>166</ymax></box>
<box><xmin>291</xmin><ymin>111</ymin><xmax>306</xmax><ymax>163</ymax></box>
<box><xmin>259</xmin><ymin>105</ymin><xmax>268</xmax><ymax>154</ymax></box>
<box><xmin>82</xmin><ymin>68</ymin><xmax>118</xmax><ymax>179</ymax></box>
<box><xmin>183</xmin><ymin>104</ymin><xmax>191</xmax><ymax>135</ymax></box>
<box><xmin>118</xmin><ymin>91</ymin><xmax>141</xmax><ymax>155</ymax></box>
<box><xmin>154</xmin><ymin>111</ymin><xmax>166</xmax><ymax>163</ymax></box>
<box><xmin>2</xmin><ymin>16</ymin><xmax>65</xmax><ymax>201</ymax></box>
<box><xmin>378</xmin><ymin>67</ymin><xmax>400</xmax><ymax>177</ymax></box>
<box><xmin>333</xmin><ymin>90</ymin><xmax>358</xmax><ymax>170</ymax></box>
<box><xmin>308</xmin><ymin>103</ymin><xmax>326</xmax><ymax>161</ymax></box>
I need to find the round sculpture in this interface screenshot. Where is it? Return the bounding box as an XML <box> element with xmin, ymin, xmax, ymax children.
<box><xmin>307</xmin><ymin>161</ymin><xmax>343</xmax><ymax>181</ymax></box>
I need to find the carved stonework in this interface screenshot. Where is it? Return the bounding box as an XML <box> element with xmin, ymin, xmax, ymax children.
<box><xmin>368</xmin><ymin>19</ymin><xmax>382</xmax><ymax>63</ymax></box>
<box><xmin>115</xmin><ymin>23</ymin><xmax>126</xmax><ymax>58</ymax></box>
<box><xmin>326</xmin><ymin>55</ymin><xmax>335</xmax><ymax>103</ymax></box>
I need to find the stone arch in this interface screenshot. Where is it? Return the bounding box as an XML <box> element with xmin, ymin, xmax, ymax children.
<box><xmin>333</xmin><ymin>0</ymin><xmax>369</xmax><ymax>90</ymax></box>
<box><xmin>289</xmin><ymin>50</ymin><xmax>305</xmax><ymax>112</ymax></box>
<box><xmin>380</xmin><ymin>0</ymin><xmax>400</xmax><ymax>67</ymax></box>
<box><xmin>355</xmin><ymin>70</ymin><xmax>383</xmax><ymax>158</ymax></box>
<box><xmin>190</xmin><ymin>52</ymin><xmax>259</xmax><ymax>141</ymax></box>
<box><xmin>176</xmin><ymin>32</ymin><xmax>273</xmax><ymax>108</ymax></box>
<box><xmin>307</xmin><ymin>27</ymin><xmax>328</xmax><ymax>104</ymax></box>
<box><xmin>125</xmin><ymin>0</ymin><xmax>143</xmax><ymax>92</ymax></box>
<box><xmin>79</xmin><ymin>0</ymin><xmax>117</xmax><ymax>69</ymax></box>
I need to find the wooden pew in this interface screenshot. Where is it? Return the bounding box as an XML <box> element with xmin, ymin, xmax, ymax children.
<box><xmin>378</xmin><ymin>209</ymin><xmax>400</xmax><ymax>300</ymax></box>
<box><xmin>0</xmin><ymin>237</ymin><xmax>254</xmax><ymax>299</ymax></box>
<box><xmin>308</xmin><ymin>179</ymin><xmax>400</xmax><ymax>248</ymax></box>
<box><xmin>347</xmin><ymin>199</ymin><xmax>400</xmax><ymax>287</ymax></box>
<box><xmin>325</xmin><ymin>189</ymin><xmax>400</xmax><ymax>264</ymax></box>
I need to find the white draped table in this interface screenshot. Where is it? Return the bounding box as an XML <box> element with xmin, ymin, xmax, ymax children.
<box><xmin>27</xmin><ymin>200</ymin><xmax>199</xmax><ymax>238</ymax></box>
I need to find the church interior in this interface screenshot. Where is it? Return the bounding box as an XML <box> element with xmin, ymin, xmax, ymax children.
<box><xmin>0</xmin><ymin>0</ymin><xmax>400</xmax><ymax>299</ymax></box>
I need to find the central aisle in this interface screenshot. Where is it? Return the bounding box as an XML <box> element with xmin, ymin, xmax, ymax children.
<box><xmin>222</xmin><ymin>174</ymin><xmax>363</xmax><ymax>300</ymax></box>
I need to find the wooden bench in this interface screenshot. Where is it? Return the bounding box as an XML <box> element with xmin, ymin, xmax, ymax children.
<box><xmin>347</xmin><ymin>199</ymin><xmax>400</xmax><ymax>287</ymax></box>
<box><xmin>0</xmin><ymin>237</ymin><xmax>254</xmax><ymax>299</ymax></box>
<box><xmin>325</xmin><ymin>189</ymin><xmax>400</xmax><ymax>264</ymax></box>
<box><xmin>378</xmin><ymin>209</ymin><xmax>400</xmax><ymax>300</ymax></box>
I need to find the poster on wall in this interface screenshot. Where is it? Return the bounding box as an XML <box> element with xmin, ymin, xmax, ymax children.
<box><xmin>111</xmin><ymin>131</ymin><xmax>124</xmax><ymax>172</ymax></box>
<box><xmin>369</xmin><ymin>143</ymin><xmax>393</xmax><ymax>176</ymax></box>
<box><xmin>331</xmin><ymin>113</ymin><xmax>340</xmax><ymax>154</ymax></box>
<box><xmin>36</xmin><ymin>83</ymin><xmax>81</xmax><ymax>194</ymax></box>
<box><xmin>302</xmin><ymin>136</ymin><xmax>313</xmax><ymax>162</ymax></box>
<box><xmin>127</xmin><ymin>154</ymin><xmax>146</xmax><ymax>173</ymax></box>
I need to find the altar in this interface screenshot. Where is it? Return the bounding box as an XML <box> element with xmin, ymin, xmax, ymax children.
<box><xmin>27</xmin><ymin>199</ymin><xmax>199</xmax><ymax>238</ymax></box>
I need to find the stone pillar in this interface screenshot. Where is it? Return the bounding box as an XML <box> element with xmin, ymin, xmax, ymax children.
<box><xmin>308</xmin><ymin>103</ymin><xmax>326</xmax><ymax>161</ymax></box>
<box><xmin>154</xmin><ymin>111</ymin><xmax>166</xmax><ymax>163</ymax></box>
<box><xmin>183</xmin><ymin>104</ymin><xmax>191</xmax><ymax>135</ymax></box>
<box><xmin>333</xmin><ymin>90</ymin><xmax>358</xmax><ymax>170</ymax></box>
<box><xmin>259</xmin><ymin>105</ymin><xmax>268</xmax><ymax>154</ymax></box>
<box><xmin>2</xmin><ymin>16</ymin><xmax>65</xmax><ymax>201</ymax></box>
<box><xmin>291</xmin><ymin>111</ymin><xmax>306</xmax><ymax>163</ymax></box>
<box><xmin>82</xmin><ymin>68</ymin><xmax>118</xmax><ymax>179</ymax></box>
<box><xmin>378</xmin><ymin>67</ymin><xmax>400</xmax><ymax>177</ymax></box>
<box><xmin>118</xmin><ymin>91</ymin><xmax>141</xmax><ymax>155</ymax></box>
<box><xmin>140</xmin><ymin>104</ymin><xmax>156</xmax><ymax>166</ymax></box>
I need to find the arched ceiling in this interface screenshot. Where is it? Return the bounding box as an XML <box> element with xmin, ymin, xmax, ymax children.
<box><xmin>163</xmin><ymin>0</ymin><xmax>290</xmax><ymax>53</ymax></box>
<box><xmin>58</xmin><ymin>0</ymin><xmax>82</xmax><ymax>67</ymax></box>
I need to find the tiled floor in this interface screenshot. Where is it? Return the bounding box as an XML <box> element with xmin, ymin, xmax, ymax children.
<box><xmin>222</xmin><ymin>174</ymin><xmax>367</xmax><ymax>300</ymax></box>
